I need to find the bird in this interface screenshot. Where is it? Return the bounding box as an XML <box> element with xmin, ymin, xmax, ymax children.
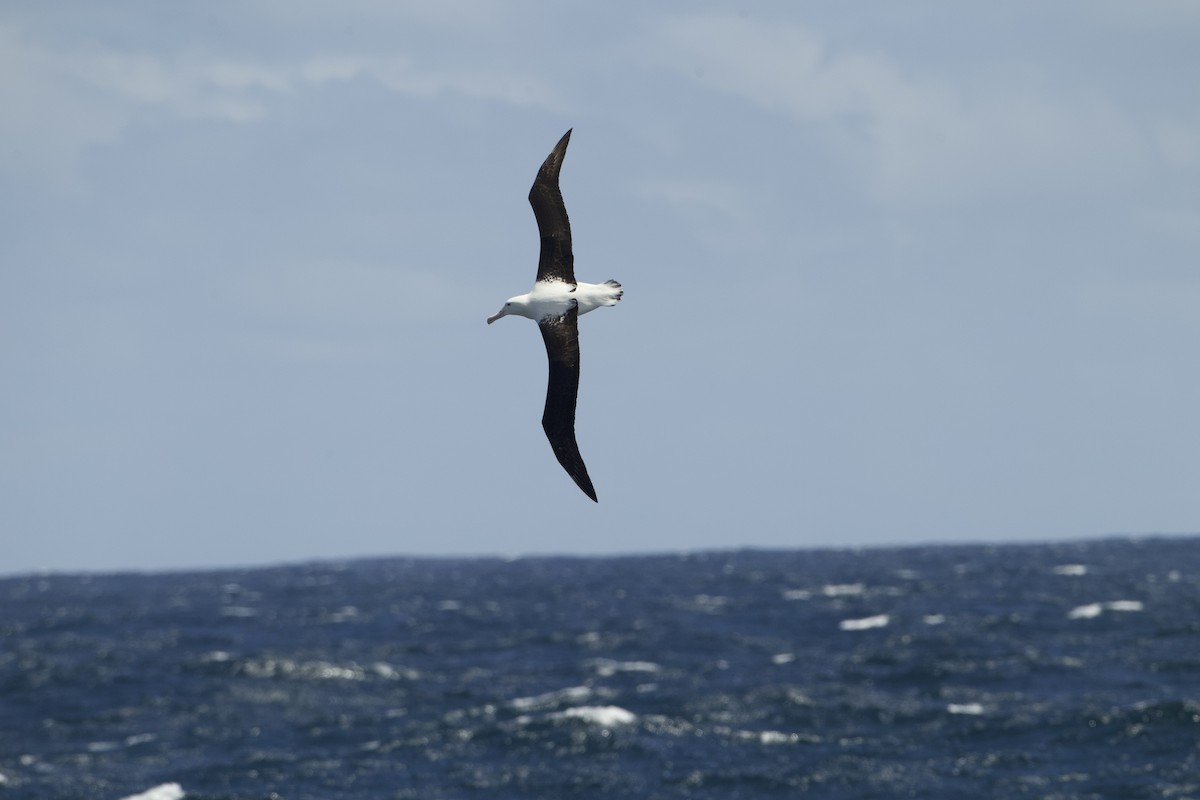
<box><xmin>487</xmin><ymin>129</ymin><xmax>623</xmax><ymax>502</ymax></box>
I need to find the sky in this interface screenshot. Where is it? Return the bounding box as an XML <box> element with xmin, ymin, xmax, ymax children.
<box><xmin>2</xmin><ymin>2</ymin><xmax>1199</xmax><ymax>575</ymax></box>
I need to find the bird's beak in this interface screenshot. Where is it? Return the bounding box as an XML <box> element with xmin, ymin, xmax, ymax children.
<box><xmin>487</xmin><ymin>309</ymin><xmax>506</xmax><ymax>325</ymax></box>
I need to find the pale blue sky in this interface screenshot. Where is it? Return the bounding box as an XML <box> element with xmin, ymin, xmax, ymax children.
<box><xmin>3</xmin><ymin>2</ymin><xmax>1198</xmax><ymax>574</ymax></box>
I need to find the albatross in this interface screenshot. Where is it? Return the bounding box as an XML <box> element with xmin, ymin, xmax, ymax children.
<box><xmin>487</xmin><ymin>129</ymin><xmax>623</xmax><ymax>502</ymax></box>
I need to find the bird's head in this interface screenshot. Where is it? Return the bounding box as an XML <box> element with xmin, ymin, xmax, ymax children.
<box><xmin>487</xmin><ymin>295</ymin><xmax>530</xmax><ymax>324</ymax></box>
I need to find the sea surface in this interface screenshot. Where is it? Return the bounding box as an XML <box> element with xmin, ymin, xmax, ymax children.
<box><xmin>2</xmin><ymin>537</ymin><xmax>1198</xmax><ymax>799</ymax></box>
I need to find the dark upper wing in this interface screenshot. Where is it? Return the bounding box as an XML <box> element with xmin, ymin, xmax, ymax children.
<box><xmin>529</xmin><ymin>129</ymin><xmax>576</xmax><ymax>285</ymax></box>
<box><xmin>538</xmin><ymin>303</ymin><xmax>597</xmax><ymax>502</ymax></box>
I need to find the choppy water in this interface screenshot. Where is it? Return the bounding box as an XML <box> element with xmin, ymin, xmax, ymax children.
<box><xmin>2</xmin><ymin>537</ymin><xmax>1198</xmax><ymax>799</ymax></box>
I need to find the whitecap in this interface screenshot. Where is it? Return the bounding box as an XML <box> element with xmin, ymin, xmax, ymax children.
<box><xmin>1068</xmin><ymin>603</ymin><xmax>1104</xmax><ymax>619</ymax></box>
<box><xmin>1054</xmin><ymin>564</ymin><xmax>1088</xmax><ymax>576</ymax></box>
<box><xmin>370</xmin><ymin>661</ymin><xmax>420</xmax><ymax>680</ymax></box>
<box><xmin>1106</xmin><ymin>600</ymin><xmax>1143</xmax><ymax>612</ymax></box>
<box><xmin>822</xmin><ymin>583</ymin><xmax>865</xmax><ymax>597</ymax></box>
<box><xmin>118</xmin><ymin>783</ymin><xmax>185</xmax><ymax>800</ymax></box>
<box><xmin>1069</xmin><ymin>600</ymin><xmax>1144</xmax><ymax>619</ymax></box>
<box><xmin>124</xmin><ymin>733</ymin><xmax>157</xmax><ymax>746</ymax></box>
<box><xmin>511</xmin><ymin>685</ymin><xmax>592</xmax><ymax>711</ymax></box>
<box><xmin>305</xmin><ymin>660</ymin><xmax>365</xmax><ymax>680</ymax></box>
<box><xmin>554</xmin><ymin>705</ymin><xmax>636</xmax><ymax>727</ymax></box>
<box><xmin>726</xmin><ymin>727</ymin><xmax>818</xmax><ymax>745</ymax></box>
<box><xmin>839</xmin><ymin>614</ymin><xmax>889</xmax><ymax>631</ymax></box>
<box><xmin>240</xmin><ymin>657</ymin><xmax>365</xmax><ymax>680</ymax></box>
<box><xmin>947</xmin><ymin>703</ymin><xmax>985</xmax><ymax>715</ymax></box>
<box><xmin>923</xmin><ymin>614</ymin><xmax>946</xmax><ymax>625</ymax></box>
<box><xmin>771</xmin><ymin>653</ymin><xmax>795</xmax><ymax>665</ymax></box>
<box><xmin>589</xmin><ymin>658</ymin><xmax>660</xmax><ymax>677</ymax></box>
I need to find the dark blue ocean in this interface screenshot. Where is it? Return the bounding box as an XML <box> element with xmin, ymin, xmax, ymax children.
<box><xmin>2</xmin><ymin>537</ymin><xmax>1198</xmax><ymax>799</ymax></box>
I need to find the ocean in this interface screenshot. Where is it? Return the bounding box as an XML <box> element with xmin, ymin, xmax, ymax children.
<box><xmin>2</xmin><ymin>537</ymin><xmax>1197</xmax><ymax>799</ymax></box>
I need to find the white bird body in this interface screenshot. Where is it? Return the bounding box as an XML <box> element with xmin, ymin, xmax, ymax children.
<box><xmin>487</xmin><ymin>280</ymin><xmax>623</xmax><ymax>324</ymax></box>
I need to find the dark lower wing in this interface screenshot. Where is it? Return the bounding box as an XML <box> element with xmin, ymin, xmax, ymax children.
<box><xmin>538</xmin><ymin>304</ymin><xmax>598</xmax><ymax>502</ymax></box>
<box><xmin>529</xmin><ymin>129</ymin><xmax>576</xmax><ymax>285</ymax></box>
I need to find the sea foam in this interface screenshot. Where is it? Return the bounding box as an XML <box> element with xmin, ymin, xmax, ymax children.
<box><xmin>1068</xmin><ymin>600</ymin><xmax>1145</xmax><ymax>619</ymax></box>
<box><xmin>839</xmin><ymin>614</ymin><xmax>889</xmax><ymax>631</ymax></box>
<box><xmin>553</xmin><ymin>706</ymin><xmax>637</xmax><ymax>727</ymax></box>
<box><xmin>118</xmin><ymin>783</ymin><xmax>185</xmax><ymax>800</ymax></box>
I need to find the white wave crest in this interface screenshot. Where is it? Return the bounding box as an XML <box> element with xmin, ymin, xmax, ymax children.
<box><xmin>553</xmin><ymin>705</ymin><xmax>637</xmax><ymax>727</ymax></box>
<box><xmin>1068</xmin><ymin>600</ymin><xmax>1145</xmax><ymax>619</ymax></box>
<box><xmin>511</xmin><ymin>685</ymin><xmax>593</xmax><ymax>711</ymax></box>
<box><xmin>839</xmin><ymin>614</ymin><xmax>889</xmax><ymax>631</ymax></box>
<box><xmin>118</xmin><ymin>783</ymin><xmax>185</xmax><ymax>800</ymax></box>
<box><xmin>589</xmin><ymin>658</ymin><xmax>661</xmax><ymax>677</ymax></box>
<box><xmin>822</xmin><ymin>583</ymin><xmax>865</xmax><ymax>597</ymax></box>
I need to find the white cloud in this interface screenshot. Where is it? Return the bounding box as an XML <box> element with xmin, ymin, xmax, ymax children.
<box><xmin>301</xmin><ymin>56</ymin><xmax>373</xmax><ymax>86</ymax></box>
<box><xmin>654</xmin><ymin>13</ymin><xmax>1185</xmax><ymax>206</ymax></box>
<box><xmin>285</xmin><ymin>52</ymin><xmax>560</xmax><ymax>109</ymax></box>
<box><xmin>363</xmin><ymin>58</ymin><xmax>559</xmax><ymax>108</ymax></box>
<box><xmin>0</xmin><ymin>24</ymin><xmax>559</xmax><ymax>184</ymax></box>
<box><xmin>250</xmin><ymin>0</ymin><xmax>510</xmax><ymax>31</ymax></box>
<box><xmin>79</xmin><ymin>52</ymin><xmax>286</xmax><ymax>122</ymax></box>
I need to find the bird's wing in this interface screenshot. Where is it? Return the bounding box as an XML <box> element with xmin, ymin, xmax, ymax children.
<box><xmin>529</xmin><ymin>129</ymin><xmax>576</xmax><ymax>285</ymax></box>
<box><xmin>538</xmin><ymin>302</ymin><xmax>597</xmax><ymax>502</ymax></box>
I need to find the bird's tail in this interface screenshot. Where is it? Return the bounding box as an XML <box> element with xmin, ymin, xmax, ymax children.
<box><xmin>602</xmin><ymin>279</ymin><xmax>624</xmax><ymax>305</ymax></box>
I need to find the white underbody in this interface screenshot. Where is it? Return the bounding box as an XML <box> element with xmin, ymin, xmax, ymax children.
<box><xmin>489</xmin><ymin>280</ymin><xmax>622</xmax><ymax>324</ymax></box>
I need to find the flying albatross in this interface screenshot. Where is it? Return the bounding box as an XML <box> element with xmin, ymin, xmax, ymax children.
<box><xmin>487</xmin><ymin>129</ymin><xmax>623</xmax><ymax>502</ymax></box>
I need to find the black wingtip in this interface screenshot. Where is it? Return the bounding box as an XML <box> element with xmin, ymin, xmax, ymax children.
<box><xmin>548</xmin><ymin>129</ymin><xmax>571</xmax><ymax>161</ymax></box>
<box><xmin>567</xmin><ymin>463</ymin><xmax>597</xmax><ymax>502</ymax></box>
<box><xmin>547</xmin><ymin>444</ymin><xmax>598</xmax><ymax>502</ymax></box>
<box><xmin>533</xmin><ymin>129</ymin><xmax>574</xmax><ymax>191</ymax></box>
